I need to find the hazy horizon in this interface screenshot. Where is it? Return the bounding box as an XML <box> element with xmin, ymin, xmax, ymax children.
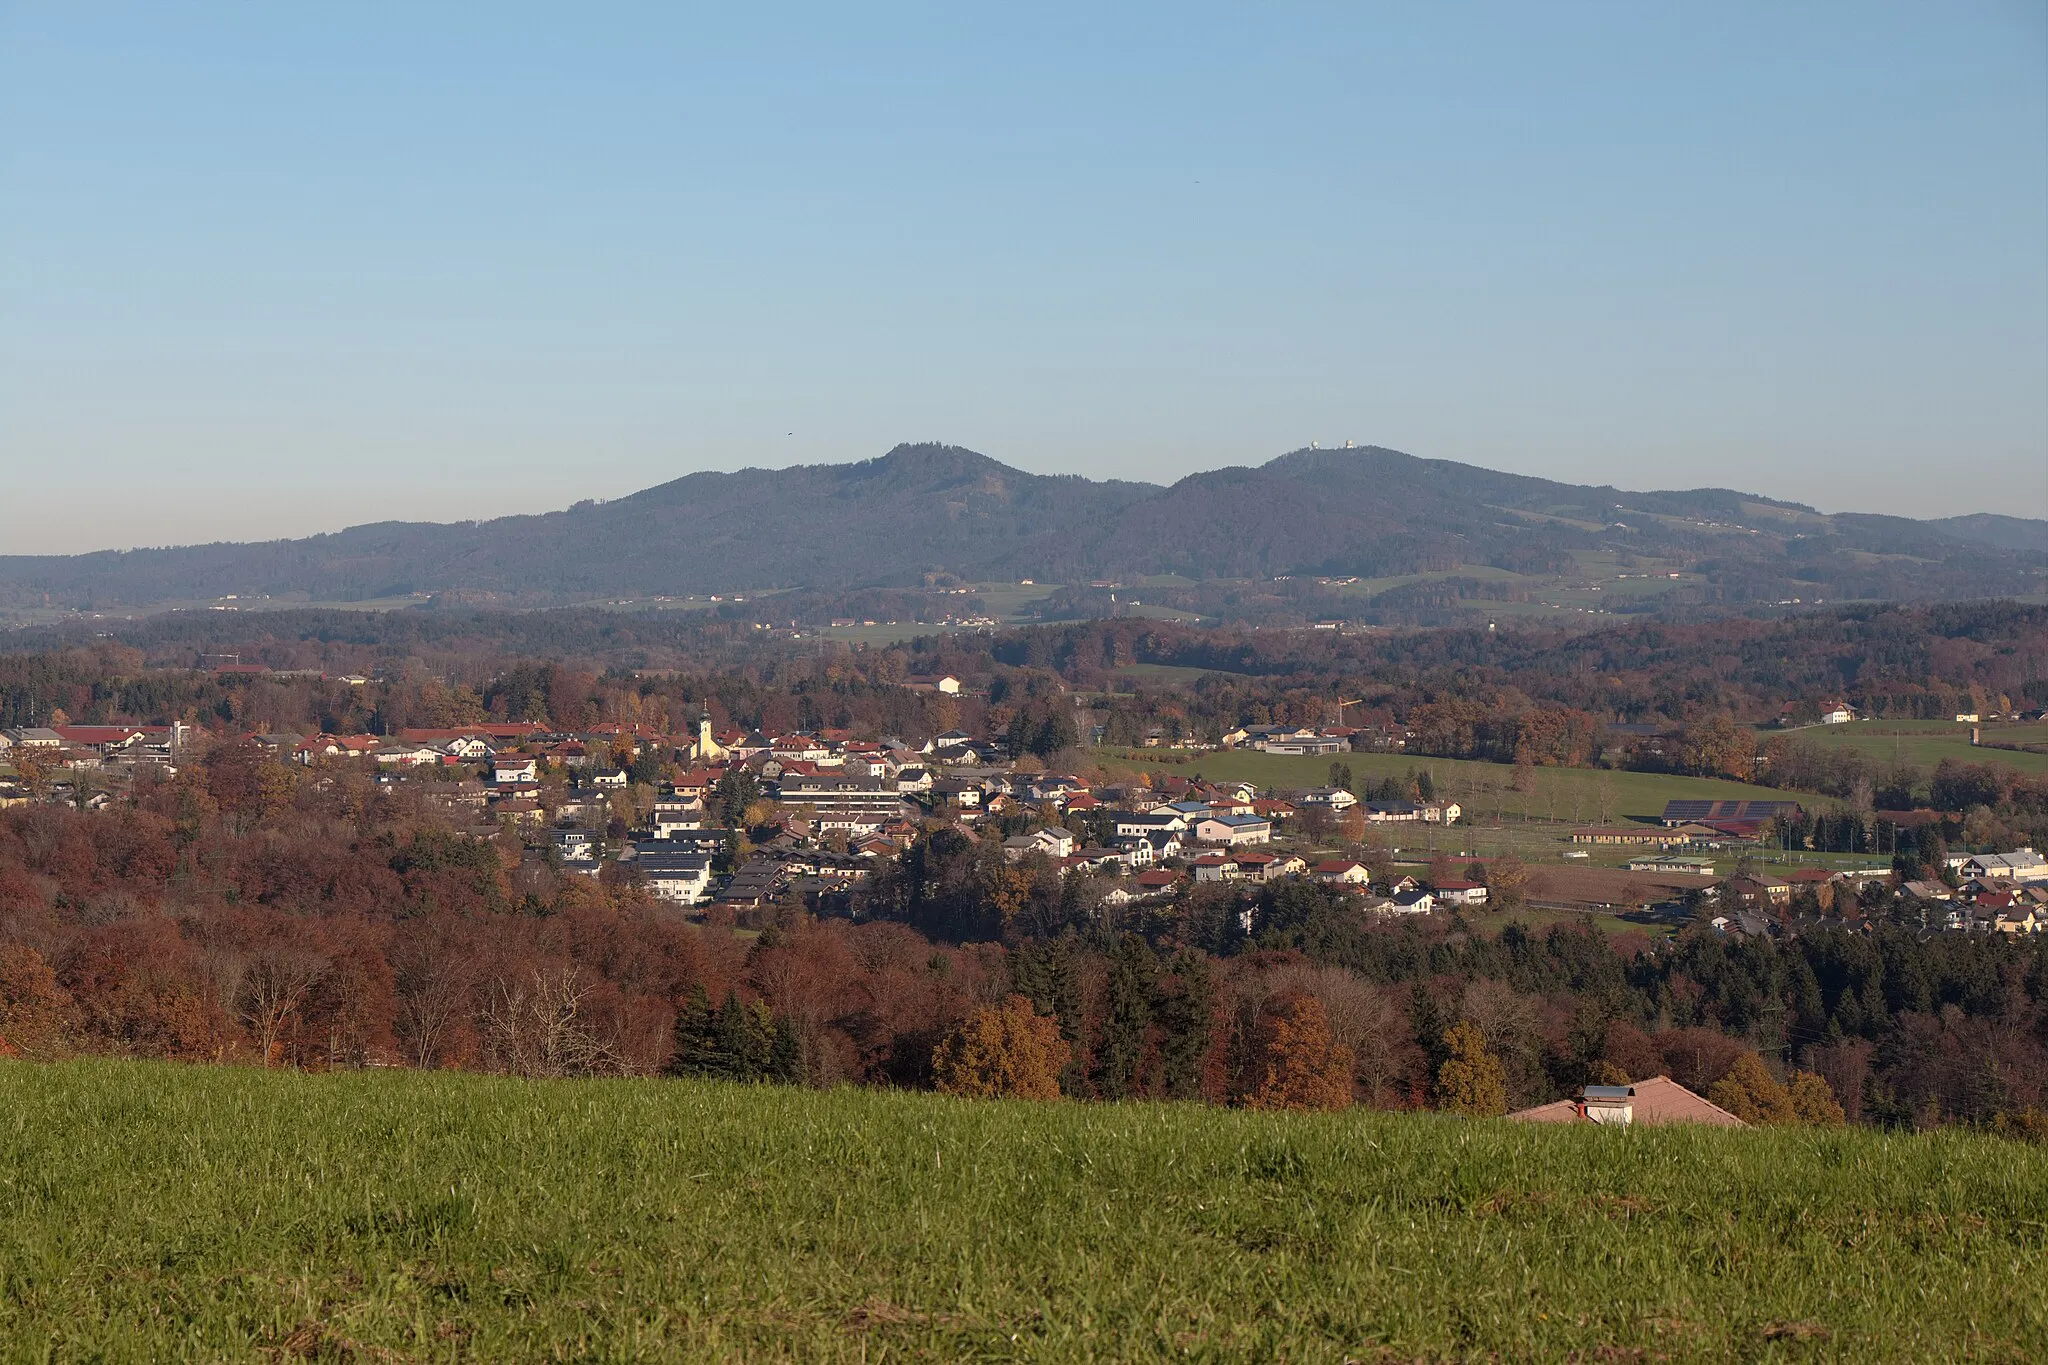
<box><xmin>4</xmin><ymin>440</ymin><xmax>2040</xmax><ymax>561</ymax></box>
<box><xmin>4</xmin><ymin>5</ymin><xmax>2044</xmax><ymax>555</ymax></box>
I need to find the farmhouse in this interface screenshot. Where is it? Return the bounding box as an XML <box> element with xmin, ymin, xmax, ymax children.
<box><xmin>1509</xmin><ymin>1077</ymin><xmax>1746</xmax><ymax>1128</ymax></box>
<box><xmin>1660</xmin><ymin>799</ymin><xmax>1802</xmax><ymax>829</ymax></box>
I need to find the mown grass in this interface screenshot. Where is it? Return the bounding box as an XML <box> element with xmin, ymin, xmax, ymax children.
<box><xmin>1091</xmin><ymin>746</ymin><xmax>1790</xmax><ymax>824</ymax></box>
<box><xmin>3</xmin><ymin>1061</ymin><xmax>2044</xmax><ymax>1362</ymax></box>
<box><xmin>1787</xmin><ymin>721</ymin><xmax>2048</xmax><ymax>776</ymax></box>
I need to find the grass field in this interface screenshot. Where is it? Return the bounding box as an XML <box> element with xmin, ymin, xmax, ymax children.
<box><xmin>2</xmin><ymin>1061</ymin><xmax>2042</xmax><ymax>1361</ymax></box>
<box><xmin>1786</xmin><ymin>720</ymin><xmax>2048</xmax><ymax>775</ymax></box>
<box><xmin>1091</xmin><ymin>746</ymin><xmax>1790</xmax><ymax>826</ymax></box>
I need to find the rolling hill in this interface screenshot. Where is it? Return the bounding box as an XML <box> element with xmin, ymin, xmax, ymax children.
<box><xmin>1</xmin><ymin>444</ymin><xmax>2040</xmax><ymax>610</ymax></box>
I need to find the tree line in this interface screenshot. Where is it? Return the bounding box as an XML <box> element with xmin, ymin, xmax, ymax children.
<box><xmin>3</xmin><ymin>751</ymin><xmax>2045</xmax><ymax>1132</ymax></box>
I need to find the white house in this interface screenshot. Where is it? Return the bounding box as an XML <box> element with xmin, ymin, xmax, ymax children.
<box><xmin>375</xmin><ymin>743</ymin><xmax>444</xmax><ymax>768</ymax></box>
<box><xmin>634</xmin><ymin>850</ymin><xmax>713</xmax><ymax>905</ymax></box>
<box><xmin>1032</xmin><ymin>827</ymin><xmax>1075</xmax><ymax>859</ymax></box>
<box><xmin>652</xmin><ymin>800</ymin><xmax>704</xmax><ymax>838</ymax></box>
<box><xmin>492</xmin><ymin>758</ymin><xmax>539</xmax><ymax>785</ymax></box>
<box><xmin>1313</xmin><ymin>859</ymin><xmax>1372</xmax><ymax>885</ymax></box>
<box><xmin>1115</xmin><ymin>811</ymin><xmax>1188</xmax><ymax>838</ymax></box>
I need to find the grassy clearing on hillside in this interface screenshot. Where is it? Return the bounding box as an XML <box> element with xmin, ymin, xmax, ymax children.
<box><xmin>1091</xmin><ymin>747</ymin><xmax>1789</xmax><ymax>825</ymax></box>
<box><xmin>1787</xmin><ymin>721</ymin><xmax>2048</xmax><ymax>775</ymax></box>
<box><xmin>3</xmin><ymin>1061</ymin><xmax>2043</xmax><ymax>1362</ymax></box>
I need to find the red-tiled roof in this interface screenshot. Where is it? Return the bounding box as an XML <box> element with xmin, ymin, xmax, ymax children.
<box><xmin>52</xmin><ymin>726</ymin><xmax>154</xmax><ymax>744</ymax></box>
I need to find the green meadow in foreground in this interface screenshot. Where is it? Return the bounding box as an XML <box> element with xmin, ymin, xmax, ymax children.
<box><xmin>2</xmin><ymin>1061</ymin><xmax>2044</xmax><ymax>1362</ymax></box>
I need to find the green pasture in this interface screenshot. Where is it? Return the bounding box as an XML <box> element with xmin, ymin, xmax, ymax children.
<box><xmin>1785</xmin><ymin>720</ymin><xmax>2048</xmax><ymax>775</ymax></box>
<box><xmin>1</xmin><ymin>1060</ymin><xmax>2040</xmax><ymax>1362</ymax></box>
<box><xmin>965</xmin><ymin>581</ymin><xmax>1062</xmax><ymax>619</ymax></box>
<box><xmin>1091</xmin><ymin>746</ymin><xmax>1791</xmax><ymax>826</ymax></box>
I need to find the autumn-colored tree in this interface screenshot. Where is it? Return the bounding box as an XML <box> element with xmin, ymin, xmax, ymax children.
<box><xmin>1245</xmin><ymin>996</ymin><xmax>1354</xmax><ymax>1112</ymax></box>
<box><xmin>0</xmin><ymin>943</ymin><xmax>71</xmax><ymax>1056</ymax></box>
<box><xmin>1678</xmin><ymin>715</ymin><xmax>1754</xmax><ymax>781</ymax></box>
<box><xmin>1707</xmin><ymin>1051</ymin><xmax>1797</xmax><ymax>1124</ymax></box>
<box><xmin>931</xmin><ymin>994</ymin><xmax>1068</xmax><ymax>1101</ymax></box>
<box><xmin>1436</xmin><ymin>1020</ymin><xmax>1507</xmax><ymax>1117</ymax></box>
<box><xmin>1482</xmin><ymin>853</ymin><xmax>1529</xmax><ymax>910</ymax></box>
<box><xmin>1787</xmin><ymin>1070</ymin><xmax>1846</xmax><ymax>1126</ymax></box>
<box><xmin>1590</xmin><ymin>1059</ymin><xmax>1633</xmax><ymax>1086</ymax></box>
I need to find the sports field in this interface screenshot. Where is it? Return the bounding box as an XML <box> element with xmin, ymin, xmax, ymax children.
<box><xmin>3</xmin><ymin>1060</ymin><xmax>2041</xmax><ymax>1361</ymax></box>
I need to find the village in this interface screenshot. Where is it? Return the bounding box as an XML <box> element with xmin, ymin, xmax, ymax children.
<box><xmin>5</xmin><ymin>701</ymin><xmax>2042</xmax><ymax>940</ymax></box>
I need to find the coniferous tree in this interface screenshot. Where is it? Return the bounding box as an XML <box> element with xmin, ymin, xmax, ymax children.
<box><xmin>1094</xmin><ymin>934</ymin><xmax>1156</xmax><ymax>1099</ymax></box>
<box><xmin>666</xmin><ymin>984</ymin><xmax>720</xmax><ymax>1077</ymax></box>
<box><xmin>1157</xmin><ymin>951</ymin><xmax>1218</xmax><ymax>1101</ymax></box>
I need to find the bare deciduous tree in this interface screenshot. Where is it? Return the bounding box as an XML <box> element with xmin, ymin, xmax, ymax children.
<box><xmin>236</xmin><ymin>944</ymin><xmax>330</xmax><ymax>1068</ymax></box>
<box><xmin>480</xmin><ymin>967</ymin><xmax>621</xmax><ymax>1078</ymax></box>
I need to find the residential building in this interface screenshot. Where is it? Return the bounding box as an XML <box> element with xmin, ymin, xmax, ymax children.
<box><xmin>633</xmin><ymin>850</ymin><xmax>714</xmax><ymax>905</ymax></box>
<box><xmin>1313</xmin><ymin>859</ymin><xmax>1372</xmax><ymax>886</ymax></box>
<box><xmin>1956</xmin><ymin>850</ymin><xmax>2048</xmax><ymax>885</ymax></box>
<box><xmin>1193</xmin><ymin>814</ymin><xmax>1272</xmax><ymax>846</ymax></box>
<box><xmin>777</xmin><ymin>773</ymin><xmax>912</xmax><ymax>834</ymax></box>
<box><xmin>1032</xmin><ymin>827</ymin><xmax>1075</xmax><ymax>859</ymax></box>
<box><xmin>1724</xmin><ymin>874</ymin><xmax>1792</xmax><ymax>911</ymax></box>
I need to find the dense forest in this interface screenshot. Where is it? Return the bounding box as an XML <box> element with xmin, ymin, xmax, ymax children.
<box><xmin>1</xmin><ymin>751</ymin><xmax>2044</xmax><ymax>1130</ymax></box>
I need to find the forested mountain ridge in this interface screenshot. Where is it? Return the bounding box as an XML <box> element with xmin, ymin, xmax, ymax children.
<box><xmin>1</xmin><ymin>443</ymin><xmax>2040</xmax><ymax>609</ymax></box>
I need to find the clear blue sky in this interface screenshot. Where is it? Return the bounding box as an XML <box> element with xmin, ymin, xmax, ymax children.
<box><xmin>3</xmin><ymin>3</ymin><xmax>2044</xmax><ymax>555</ymax></box>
